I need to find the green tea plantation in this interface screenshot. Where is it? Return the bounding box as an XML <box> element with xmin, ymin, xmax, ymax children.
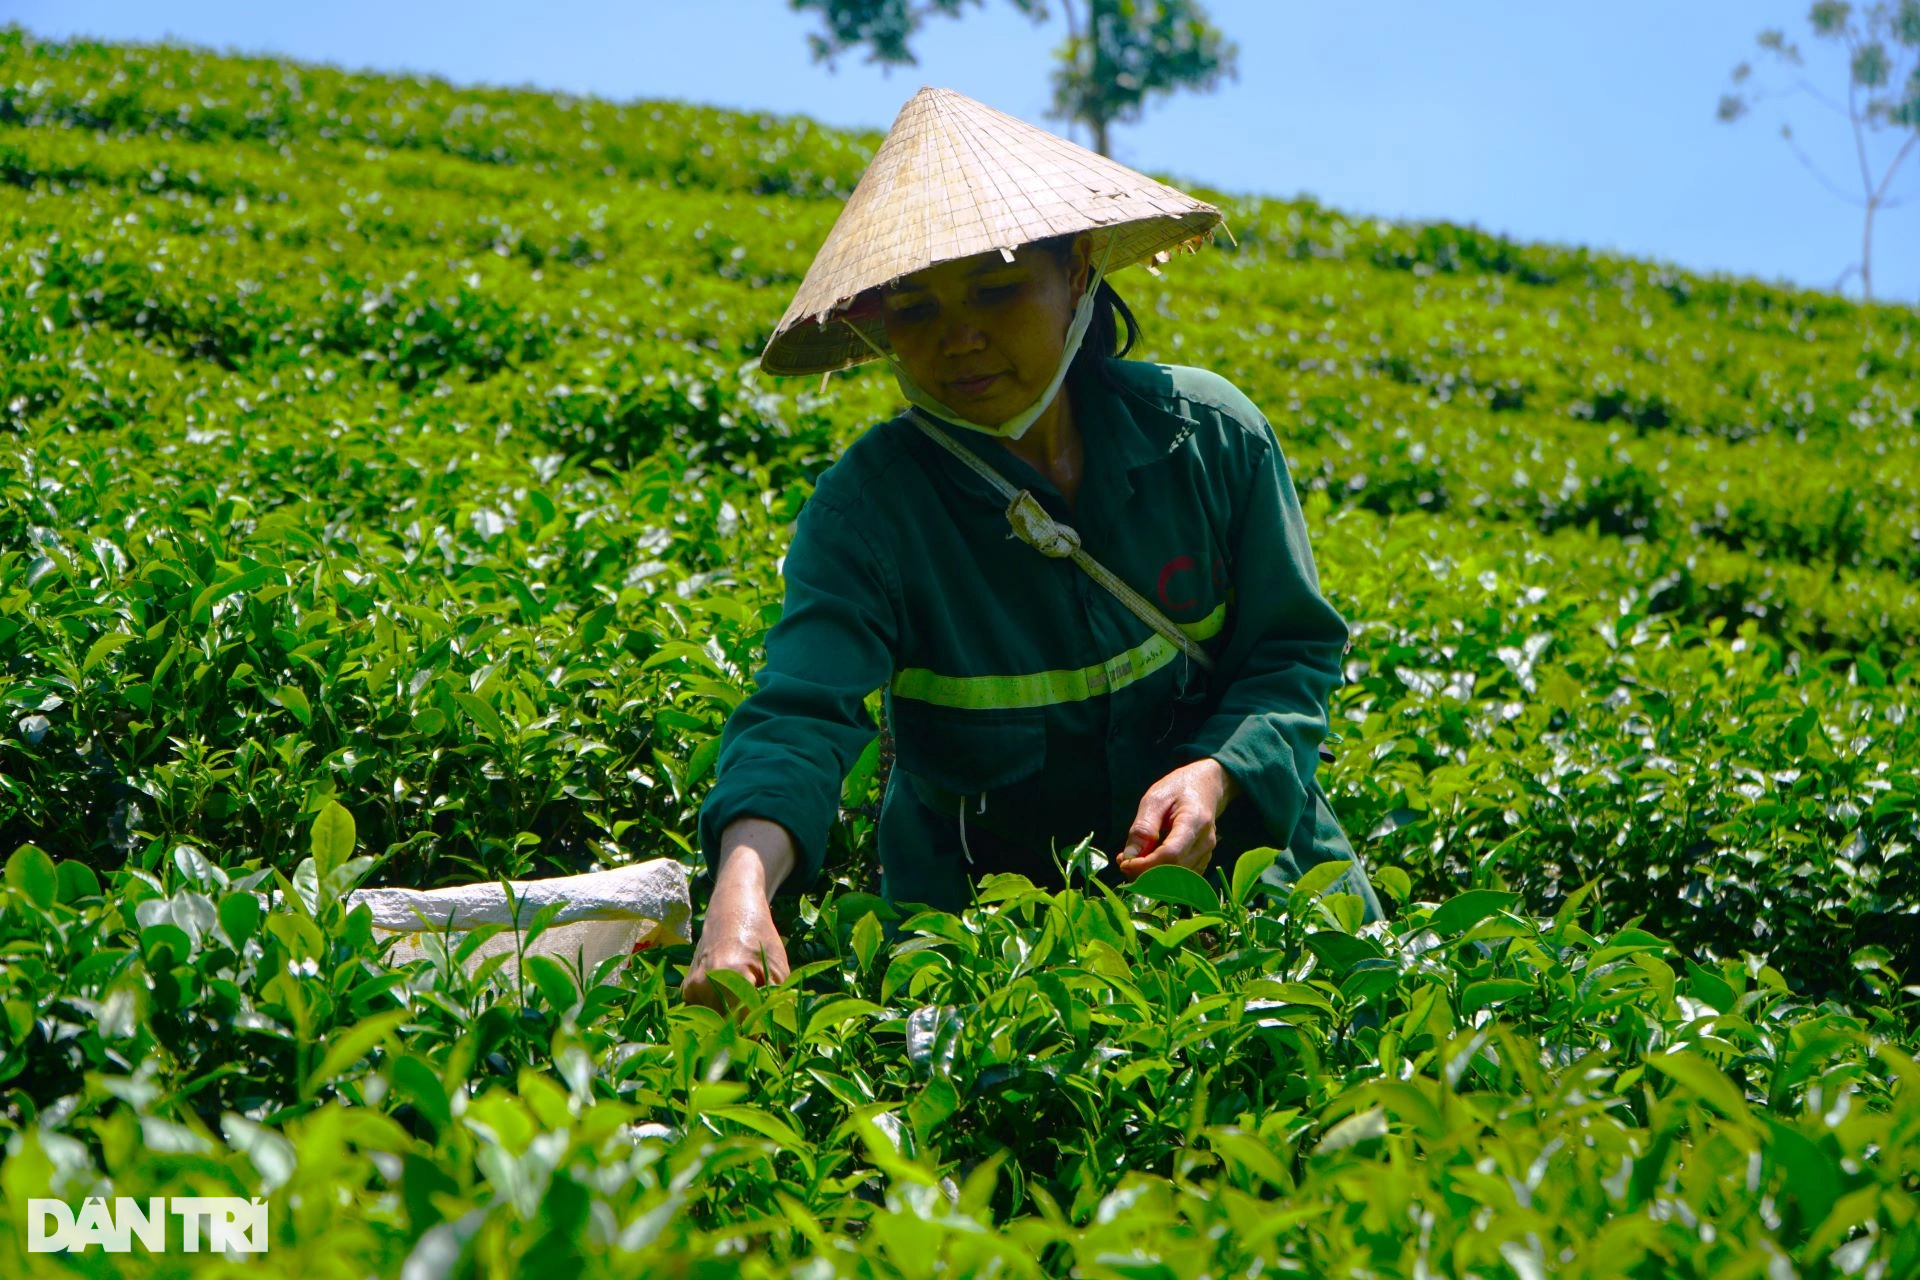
<box><xmin>3</xmin><ymin>26</ymin><xmax>1919</xmax><ymax>1279</ymax></box>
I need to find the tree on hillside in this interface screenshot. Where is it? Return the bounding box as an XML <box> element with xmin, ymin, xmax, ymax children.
<box><xmin>1719</xmin><ymin>1</ymin><xmax>1920</xmax><ymax>301</ymax></box>
<box><xmin>789</xmin><ymin>0</ymin><xmax>1238</xmax><ymax>157</ymax></box>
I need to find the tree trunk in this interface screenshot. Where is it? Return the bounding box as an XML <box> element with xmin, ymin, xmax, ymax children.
<box><xmin>1088</xmin><ymin>0</ymin><xmax>1109</xmax><ymax>156</ymax></box>
<box><xmin>1861</xmin><ymin>200</ymin><xmax>1875</xmax><ymax>303</ymax></box>
<box><xmin>1057</xmin><ymin>0</ymin><xmax>1085</xmax><ymax>149</ymax></box>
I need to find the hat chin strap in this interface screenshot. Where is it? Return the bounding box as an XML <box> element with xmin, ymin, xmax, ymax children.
<box><xmin>845</xmin><ymin>237</ymin><xmax>1115</xmax><ymax>442</ymax></box>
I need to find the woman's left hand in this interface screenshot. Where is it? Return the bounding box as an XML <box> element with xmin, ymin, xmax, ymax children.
<box><xmin>1115</xmin><ymin>758</ymin><xmax>1241</xmax><ymax>879</ymax></box>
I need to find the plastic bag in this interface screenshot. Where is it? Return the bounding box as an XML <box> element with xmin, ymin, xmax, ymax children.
<box><xmin>346</xmin><ymin>859</ymin><xmax>692</xmax><ymax>984</ymax></box>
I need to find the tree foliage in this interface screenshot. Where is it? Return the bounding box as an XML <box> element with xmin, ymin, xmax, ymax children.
<box><xmin>788</xmin><ymin>0</ymin><xmax>1237</xmax><ymax>156</ymax></box>
<box><xmin>789</xmin><ymin>0</ymin><xmax>1047</xmax><ymax>69</ymax></box>
<box><xmin>1720</xmin><ymin>0</ymin><xmax>1920</xmax><ymax>300</ymax></box>
<box><xmin>1048</xmin><ymin>0</ymin><xmax>1237</xmax><ymax>156</ymax></box>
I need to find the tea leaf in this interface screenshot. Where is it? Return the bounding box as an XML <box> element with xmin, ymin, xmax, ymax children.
<box><xmin>1427</xmin><ymin>889</ymin><xmax>1521</xmax><ymax>936</ymax></box>
<box><xmin>850</xmin><ymin>910</ymin><xmax>884</xmax><ymax>973</ymax></box>
<box><xmin>1129</xmin><ymin>864</ymin><xmax>1219</xmax><ymax>913</ymax></box>
<box><xmin>907</xmin><ymin>1075</ymin><xmax>960</xmax><ymax>1138</ymax></box>
<box><xmin>81</xmin><ymin>630</ymin><xmax>134</xmax><ymax>674</ymax></box>
<box><xmin>5</xmin><ymin>845</ymin><xmax>57</xmax><ymax>910</ymax></box>
<box><xmin>523</xmin><ymin>954</ymin><xmax>580</xmax><ymax>1013</ymax></box>
<box><xmin>310</xmin><ymin>802</ymin><xmax>357</xmax><ymax>882</ymax></box>
<box><xmin>1646</xmin><ymin>1050</ymin><xmax>1754</xmax><ymax>1122</ymax></box>
<box><xmin>1290</xmin><ymin>859</ymin><xmax>1355</xmax><ymax>904</ymax></box>
<box><xmin>1230</xmin><ymin>846</ymin><xmax>1281</xmax><ymax>906</ymax></box>
<box><xmin>1314</xmin><ymin>1106</ymin><xmax>1387</xmax><ymax>1154</ymax></box>
<box><xmin>271</xmin><ymin>685</ymin><xmax>313</xmax><ymax>727</ymax></box>
<box><xmin>706</xmin><ymin>1105</ymin><xmax>805</xmax><ymax>1149</ymax></box>
<box><xmin>306</xmin><ymin>1011</ymin><xmax>408</xmax><ymax>1095</ymax></box>
<box><xmin>1460</xmin><ymin>978</ymin><xmax>1534</xmax><ymax>1015</ymax></box>
<box><xmin>1305</xmin><ymin>930</ymin><xmax>1387</xmax><ymax>973</ymax></box>
<box><xmin>452</xmin><ymin>692</ymin><xmax>507</xmax><ymax>741</ymax></box>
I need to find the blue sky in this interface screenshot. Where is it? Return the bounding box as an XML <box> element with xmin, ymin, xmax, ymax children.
<box><xmin>10</xmin><ymin>0</ymin><xmax>1918</xmax><ymax>301</ymax></box>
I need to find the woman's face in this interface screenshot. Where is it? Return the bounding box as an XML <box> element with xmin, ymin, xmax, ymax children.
<box><xmin>877</xmin><ymin>235</ymin><xmax>1092</xmax><ymax>424</ymax></box>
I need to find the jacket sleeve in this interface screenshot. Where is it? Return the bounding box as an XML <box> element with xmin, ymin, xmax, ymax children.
<box><xmin>1173</xmin><ymin>414</ymin><xmax>1349</xmax><ymax>844</ymax></box>
<box><xmin>697</xmin><ymin>491</ymin><xmax>899</xmax><ymax>895</ymax></box>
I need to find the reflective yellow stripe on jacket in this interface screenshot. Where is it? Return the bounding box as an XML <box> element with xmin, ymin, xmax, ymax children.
<box><xmin>891</xmin><ymin>603</ymin><xmax>1228</xmax><ymax>711</ymax></box>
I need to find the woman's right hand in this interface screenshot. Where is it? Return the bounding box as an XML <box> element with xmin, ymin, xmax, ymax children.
<box><xmin>682</xmin><ymin>818</ymin><xmax>796</xmax><ymax>1010</ymax></box>
<box><xmin>683</xmin><ymin>885</ymin><xmax>789</xmax><ymax>1008</ymax></box>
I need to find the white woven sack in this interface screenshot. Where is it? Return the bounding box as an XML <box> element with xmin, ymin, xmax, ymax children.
<box><xmin>347</xmin><ymin>859</ymin><xmax>692</xmax><ymax>984</ymax></box>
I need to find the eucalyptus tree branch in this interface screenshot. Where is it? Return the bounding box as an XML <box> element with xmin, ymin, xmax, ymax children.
<box><xmin>1870</xmin><ymin>129</ymin><xmax>1919</xmax><ymax>206</ymax></box>
<box><xmin>1847</xmin><ymin>48</ymin><xmax>1878</xmax><ymax>199</ymax></box>
<box><xmin>1783</xmin><ymin>130</ymin><xmax>1871</xmax><ymax>205</ymax></box>
<box><xmin>1790</xmin><ymin>76</ymin><xmax>1854</xmax><ymax>117</ymax></box>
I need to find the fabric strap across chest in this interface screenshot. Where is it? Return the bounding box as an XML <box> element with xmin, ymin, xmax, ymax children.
<box><xmin>909</xmin><ymin>409</ymin><xmax>1216</xmax><ymax>672</ymax></box>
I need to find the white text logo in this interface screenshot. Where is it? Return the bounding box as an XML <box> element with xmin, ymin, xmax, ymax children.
<box><xmin>28</xmin><ymin>1198</ymin><xmax>270</xmax><ymax>1254</ymax></box>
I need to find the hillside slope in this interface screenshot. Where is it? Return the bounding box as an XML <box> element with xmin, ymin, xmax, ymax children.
<box><xmin>2</xmin><ymin>30</ymin><xmax>1918</xmax><ymax>1278</ymax></box>
<box><xmin>5</xmin><ymin>26</ymin><xmax>1913</xmax><ymax>977</ymax></box>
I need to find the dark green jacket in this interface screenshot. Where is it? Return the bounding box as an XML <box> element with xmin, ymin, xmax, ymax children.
<box><xmin>698</xmin><ymin>357</ymin><xmax>1381</xmax><ymax>918</ymax></box>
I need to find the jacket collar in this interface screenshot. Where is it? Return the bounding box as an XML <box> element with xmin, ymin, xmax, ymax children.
<box><xmin>1072</xmin><ymin>357</ymin><xmax>1189</xmax><ymax>476</ymax></box>
<box><xmin>900</xmin><ymin>358</ymin><xmax>1183</xmax><ymax>509</ymax></box>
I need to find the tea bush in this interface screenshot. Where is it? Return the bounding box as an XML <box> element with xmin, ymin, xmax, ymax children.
<box><xmin>1</xmin><ymin>27</ymin><xmax>1917</xmax><ymax>1278</ymax></box>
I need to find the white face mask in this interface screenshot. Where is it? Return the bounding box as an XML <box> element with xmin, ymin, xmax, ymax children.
<box><xmin>846</xmin><ymin>237</ymin><xmax>1115</xmax><ymax>441</ymax></box>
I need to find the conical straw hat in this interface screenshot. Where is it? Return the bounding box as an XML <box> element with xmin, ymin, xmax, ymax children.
<box><xmin>760</xmin><ymin>86</ymin><xmax>1222</xmax><ymax>377</ymax></box>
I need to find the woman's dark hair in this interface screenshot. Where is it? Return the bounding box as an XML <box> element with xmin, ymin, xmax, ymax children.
<box><xmin>1032</xmin><ymin>232</ymin><xmax>1140</xmax><ymax>388</ymax></box>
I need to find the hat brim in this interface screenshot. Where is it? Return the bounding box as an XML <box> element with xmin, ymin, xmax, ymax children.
<box><xmin>760</xmin><ymin>211</ymin><xmax>1219</xmax><ymax>377</ymax></box>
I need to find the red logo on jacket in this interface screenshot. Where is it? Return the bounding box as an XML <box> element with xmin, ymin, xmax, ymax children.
<box><xmin>1156</xmin><ymin>555</ymin><xmax>1230</xmax><ymax>611</ymax></box>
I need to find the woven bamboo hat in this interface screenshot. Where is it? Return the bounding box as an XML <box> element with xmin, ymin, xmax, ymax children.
<box><xmin>760</xmin><ymin>86</ymin><xmax>1223</xmax><ymax>378</ymax></box>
